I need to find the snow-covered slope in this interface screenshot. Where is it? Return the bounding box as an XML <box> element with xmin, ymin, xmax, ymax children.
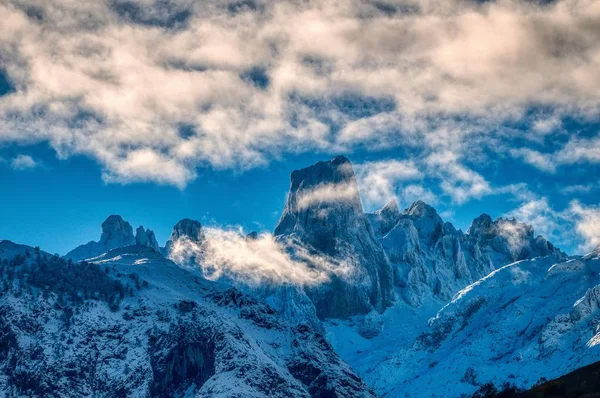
<box><xmin>274</xmin><ymin>156</ymin><xmax>394</xmax><ymax>320</ymax></box>
<box><xmin>0</xmin><ymin>244</ymin><xmax>375</xmax><ymax>397</ymax></box>
<box><xmin>328</xmin><ymin>251</ymin><xmax>600</xmax><ymax>397</ymax></box>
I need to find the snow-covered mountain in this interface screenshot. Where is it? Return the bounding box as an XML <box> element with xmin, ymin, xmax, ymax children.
<box><xmin>0</xmin><ymin>244</ymin><xmax>375</xmax><ymax>397</ymax></box>
<box><xmin>1</xmin><ymin>155</ymin><xmax>596</xmax><ymax>398</ymax></box>
<box><xmin>386</xmin><ymin>248</ymin><xmax>600</xmax><ymax>397</ymax></box>
<box><xmin>274</xmin><ymin>156</ymin><xmax>394</xmax><ymax>320</ymax></box>
<box><xmin>372</xmin><ymin>200</ymin><xmax>565</xmax><ymax>306</ymax></box>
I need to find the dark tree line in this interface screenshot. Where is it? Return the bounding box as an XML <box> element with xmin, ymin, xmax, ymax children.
<box><xmin>0</xmin><ymin>251</ymin><xmax>135</xmax><ymax>311</ymax></box>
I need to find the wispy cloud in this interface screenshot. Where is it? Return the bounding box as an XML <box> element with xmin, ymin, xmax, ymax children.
<box><xmin>512</xmin><ymin>134</ymin><xmax>600</xmax><ymax>172</ymax></box>
<box><xmin>506</xmin><ymin>197</ymin><xmax>600</xmax><ymax>253</ymax></box>
<box><xmin>10</xmin><ymin>154</ymin><xmax>37</xmax><ymax>170</ymax></box>
<box><xmin>296</xmin><ymin>182</ymin><xmax>360</xmax><ymax>210</ymax></box>
<box><xmin>0</xmin><ymin>0</ymin><xmax>598</xmax><ymax>187</ymax></box>
<box><xmin>568</xmin><ymin>201</ymin><xmax>600</xmax><ymax>252</ymax></box>
<box><xmin>354</xmin><ymin>159</ymin><xmax>422</xmax><ymax>209</ymax></box>
<box><xmin>167</xmin><ymin>227</ymin><xmax>353</xmax><ymax>286</ymax></box>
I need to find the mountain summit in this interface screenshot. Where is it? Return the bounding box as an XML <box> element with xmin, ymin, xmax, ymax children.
<box><xmin>274</xmin><ymin>156</ymin><xmax>394</xmax><ymax>319</ymax></box>
<box><xmin>66</xmin><ymin>215</ymin><xmax>163</xmax><ymax>262</ymax></box>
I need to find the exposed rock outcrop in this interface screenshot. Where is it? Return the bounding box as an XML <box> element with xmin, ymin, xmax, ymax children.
<box><xmin>372</xmin><ymin>201</ymin><xmax>565</xmax><ymax>306</ymax></box>
<box><xmin>274</xmin><ymin>156</ymin><xmax>394</xmax><ymax>319</ymax></box>
<box><xmin>135</xmin><ymin>226</ymin><xmax>159</xmax><ymax>252</ymax></box>
<box><xmin>65</xmin><ymin>215</ymin><xmax>135</xmax><ymax>262</ymax></box>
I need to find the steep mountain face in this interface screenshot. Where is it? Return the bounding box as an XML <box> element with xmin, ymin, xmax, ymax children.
<box><xmin>135</xmin><ymin>226</ymin><xmax>159</xmax><ymax>252</ymax></box>
<box><xmin>327</xmin><ymin>250</ymin><xmax>599</xmax><ymax>398</ymax></box>
<box><xmin>371</xmin><ymin>201</ymin><xmax>565</xmax><ymax>306</ymax></box>
<box><xmin>391</xmin><ymin>249</ymin><xmax>600</xmax><ymax>397</ymax></box>
<box><xmin>367</xmin><ymin>199</ymin><xmax>401</xmax><ymax>237</ymax></box>
<box><xmin>65</xmin><ymin>215</ymin><xmax>136</xmax><ymax>262</ymax></box>
<box><xmin>274</xmin><ymin>156</ymin><xmax>394</xmax><ymax>320</ymax></box>
<box><xmin>0</xmin><ymin>244</ymin><xmax>375</xmax><ymax>397</ymax></box>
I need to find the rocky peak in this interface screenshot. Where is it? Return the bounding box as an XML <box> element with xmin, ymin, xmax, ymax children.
<box><xmin>164</xmin><ymin>219</ymin><xmax>203</xmax><ymax>257</ymax></box>
<box><xmin>273</xmin><ymin>156</ymin><xmax>394</xmax><ymax>320</ymax></box>
<box><xmin>402</xmin><ymin>201</ymin><xmax>444</xmax><ymax>245</ymax></box>
<box><xmin>99</xmin><ymin>215</ymin><xmax>135</xmax><ymax>248</ymax></box>
<box><xmin>135</xmin><ymin>226</ymin><xmax>159</xmax><ymax>251</ymax></box>
<box><xmin>274</xmin><ymin>156</ymin><xmax>363</xmax><ymax>240</ymax></box>
<box><xmin>65</xmin><ymin>215</ymin><xmax>136</xmax><ymax>262</ymax></box>
<box><xmin>368</xmin><ymin>199</ymin><xmax>401</xmax><ymax>237</ymax></box>
<box><xmin>169</xmin><ymin>219</ymin><xmax>203</xmax><ymax>243</ymax></box>
<box><xmin>466</xmin><ymin>214</ymin><xmax>564</xmax><ymax>262</ymax></box>
<box><xmin>466</xmin><ymin>214</ymin><xmax>493</xmax><ymax>237</ymax></box>
<box><xmin>379</xmin><ymin>198</ymin><xmax>400</xmax><ymax>216</ymax></box>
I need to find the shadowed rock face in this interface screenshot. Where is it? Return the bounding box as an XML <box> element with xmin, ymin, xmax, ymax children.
<box><xmin>99</xmin><ymin>215</ymin><xmax>135</xmax><ymax>248</ymax></box>
<box><xmin>135</xmin><ymin>226</ymin><xmax>159</xmax><ymax>251</ymax></box>
<box><xmin>274</xmin><ymin>156</ymin><xmax>394</xmax><ymax>319</ymax></box>
<box><xmin>164</xmin><ymin>218</ymin><xmax>203</xmax><ymax>257</ymax></box>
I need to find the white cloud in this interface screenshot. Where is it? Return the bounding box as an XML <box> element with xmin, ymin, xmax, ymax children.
<box><xmin>506</xmin><ymin>198</ymin><xmax>562</xmax><ymax>242</ymax></box>
<box><xmin>512</xmin><ymin>134</ymin><xmax>600</xmax><ymax>172</ymax></box>
<box><xmin>568</xmin><ymin>200</ymin><xmax>600</xmax><ymax>252</ymax></box>
<box><xmin>167</xmin><ymin>227</ymin><xmax>353</xmax><ymax>286</ymax></box>
<box><xmin>354</xmin><ymin>159</ymin><xmax>422</xmax><ymax>209</ymax></box>
<box><xmin>506</xmin><ymin>197</ymin><xmax>600</xmax><ymax>253</ymax></box>
<box><xmin>426</xmin><ymin>152</ymin><xmax>492</xmax><ymax>204</ymax></box>
<box><xmin>10</xmin><ymin>154</ymin><xmax>37</xmax><ymax>170</ymax></box>
<box><xmin>399</xmin><ymin>184</ymin><xmax>437</xmax><ymax>206</ymax></box>
<box><xmin>0</xmin><ymin>0</ymin><xmax>598</xmax><ymax>187</ymax></box>
<box><xmin>296</xmin><ymin>182</ymin><xmax>360</xmax><ymax>210</ymax></box>
<box><xmin>561</xmin><ymin>183</ymin><xmax>600</xmax><ymax>194</ymax></box>
<box><xmin>510</xmin><ymin>148</ymin><xmax>557</xmax><ymax>172</ymax></box>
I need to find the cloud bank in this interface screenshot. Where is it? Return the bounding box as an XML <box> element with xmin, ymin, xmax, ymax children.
<box><xmin>167</xmin><ymin>227</ymin><xmax>353</xmax><ymax>286</ymax></box>
<box><xmin>0</xmin><ymin>0</ymin><xmax>599</xmax><ymax>188</ymax></box>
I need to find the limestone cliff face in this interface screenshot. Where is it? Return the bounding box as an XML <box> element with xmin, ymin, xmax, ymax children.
<box><xmin>135</xmin><ymin>226</ymin><xmax>159</xmax><ymax>252</ymax></box>
<box><xmin>274</xmin><ymin>156</ymin><xmax>394</xmax><ymax>319</ymax></box>
<box><xmin>372</xmin><ymin>201</ymin><xmax>566</xmax><ymax>306</ymax></box>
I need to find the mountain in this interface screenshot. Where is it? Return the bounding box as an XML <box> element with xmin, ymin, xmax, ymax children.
<box><xmin>135</xmin><ymin>226</ymin><xmax>159</xmax><ymax>252</ymax></box>
<box><xmin>66</xmin><ymin>216</ymin><xmax>164</xmax><ymax>262</ymax></box>
<box><xmin>373</xmin><ymin>201</ymin><xmax>565</xmax><ymax>306</ymax></box>
<box><xmin>65</xmin><ymin>215</ymin><xmax>136</xmax><ymax>262</ymax></box>
<box><xmin>0</xmin><ymin>244</ymin><xmax>375</xmax><ymax>397</ymax></box>
<box><xmin>329</xmin><ymin>248</ymin><xmax>600</xmax><ymax>398</ymax></box>
<box><xmin>274</xmin><ymin>156</ymin><xmax>394</xmax><ymax>320</ymax></box>
<box><xmin>395</xmin><ymin>248</ymin><xmax>600</xmax><ymax>397</ymax></box>
<box><xmin>367</xmin><ymin>199</ymin><xmax>401</xmax><ymax>237</ymax></box>
<box><xmin>3</xmin><ymin>155</ymin><xmax>592</xmax><ymax>398</ymax></box>
<box><xmin>0</xmin><ymin>239</ymin><xmax>50</xmax><ymax>261</ymax></box>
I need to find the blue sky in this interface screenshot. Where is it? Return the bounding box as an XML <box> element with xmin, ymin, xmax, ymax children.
<box><xmin>0</xmin><ymin>0</ymin><xmax>599</xmax><ymax>255</ymax></box>
<box><xmin>1</xmin><ymin>139</ymin><xmax>598</xmax><ymax>255</ymax></box>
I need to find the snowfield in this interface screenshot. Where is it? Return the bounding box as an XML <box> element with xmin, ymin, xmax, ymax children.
<box><xmin>327</xmin><ymin>251</ymin><xmax>600</xmax><ymax>397</ymax></box>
